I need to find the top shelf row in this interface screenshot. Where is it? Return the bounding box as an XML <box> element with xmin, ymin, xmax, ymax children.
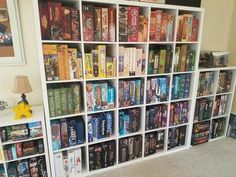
<box><xmin>38</xmin><ymin>1</ymin><xmax>202</xmax><ymax>43</ymax></box>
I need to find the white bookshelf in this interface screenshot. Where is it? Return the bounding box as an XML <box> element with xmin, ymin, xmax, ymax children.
<box><xmin>0</xmin><ymin>106</ymin><xmax>51</xmax><ymax>177</ymax></box>
<box><xmin>191</xmin><ymin>67</ymin><xmax>236</xmax><ymax>145</ymax></box>
<box><xmin>32</xmin><ymin>0</ymin><xmax>204</xmax><ymax>176</ymax></box>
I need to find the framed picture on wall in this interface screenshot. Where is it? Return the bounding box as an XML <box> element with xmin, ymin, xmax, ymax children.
<box><xmin>0</xmin><ymin>0</ymin><xmax>24</xmax><ymax>65</ymax></box>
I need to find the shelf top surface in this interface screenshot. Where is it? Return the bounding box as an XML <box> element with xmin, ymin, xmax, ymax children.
<box><xmin>198</xmin><ymin>66</ymin><xmax>236</xmax><ymax>72</ymax></box>
<box><xmin>0</xmin><ymin>105</ymin><xmax>44</xmax><ymax>127</ymax></box>
<box><xmin>82</xmin><ymin>0</ymin><xmax>204</xmax><ymax>12</ymax></box>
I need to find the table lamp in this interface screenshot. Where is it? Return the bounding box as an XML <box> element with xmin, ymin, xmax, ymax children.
<box><xmin>12</xmin><ymin>75</ymin><xmax>33</xmax><ymax>119</ymax></box>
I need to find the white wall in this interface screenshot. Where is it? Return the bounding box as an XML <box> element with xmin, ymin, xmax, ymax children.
<box><xmin>201</xmin><ymin>0</ymin><xmax>234</xmax><ymax>51</ymax></box>
<box><xmin>0</xmin><ymin>0</ymin><xmax>42</xmax><ymax>107</ymax></box>
<box><xmin>228</xmin><ymin>2</ymin><xmax>236</xmax><ymax>113</ymax></box>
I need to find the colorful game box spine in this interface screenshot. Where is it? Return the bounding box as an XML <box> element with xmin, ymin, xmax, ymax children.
<box><xmin>71</xmin><ymin>8</ymin><xmax>80</xmax><ymax>41</ymax></box>
<box><xmin>72</xmin><ymin>84</ymin><xmax>81</xmax><ymax>114</ymax></box>
<box><xmin>43</xmin><ymin>44</ymin><xmax>59</xmax><ymax>81</ymax></box>
<box><xmin>86</xmin><ymin>83</ymin><xmax>93</xmax><ymax>112</ymax></box>
<box><xmin>53</xmin><ymin>88</ymin><xmax>62</xmax><ymax>116</ymax></box>
<box><xmin>177</xmin><ymin>15</ymin><xmax>183</xmax><ymax>41</ymax></box>
<box><xmin>187</xmin><ymin>15</ymin><xmax>193</xmax><ymax>41</ymax></box>
<box><xmin>99</xmin><ymin>116</ymin><xmax>106</xmax><ymax>139</ymax></box>
<box><xmin>191</xmin><ymin>18</ymin><xmax>199</xmax><ymax>41</ymax></box>
<box><xmin>68</xmin><ymin>119</ymin><xmax>77</xmax><ymax>146</ymax></box>
<box><xmin>60</xmin><ymin>88</ymin><xmax>68</xmax><ymax>115</ymax></box>
<box><xmin>123</xmin><ymin>47</ymin><xmax>130</xmax><ymax>76</ymax></box>
<box><xmin>74</xmin><ymin>148</ymin><xmax>82</xmax><ymax>175</ymax></box>
<box><xmin>56</xmin><ymin>45</ymin><xmax>65</xmax><ymax>80</ymax></box>
<box><xmin>29</xmin><ymin>157</ymin><xmax>39</xmax><ymax>177</ymax></box>
<box><xmin>60</xmin><ymin>119</ymin><xmax>69</xmax><ymax>148</ymax></box>
<box><xmin>165</xmin><ymin>45</ymin><xmax>172</xmax><ymax>73</ymax></box>
<box><xmin>172</xmin><ymin>75</ymin><xmax>180</xmax><ymax>100</ymax></box>
<box><xmin>184</xmin><ymin>74</ymin><xmax>191</xmax><ymax>98</ymax></box>
<box><xmin>68</xmin><ymin>48</ymin><xmax>79</xmax><ymax>80</ymax></box>
<box><xmin>119</xmin><ymin>46</ymin><xmax>124</xmax><ymax>76</ymax></box>
<box><xmin>160</xmin><ymin>12</ymin><xmax>168</xmax><ymax>41</ymax></box>
<box><xmin>88</xmin><ymin>117</ymin><xmax>93</xmax><ymax>142</ymax></box>
<box><xmin>119</xmin><ymin>81</ymin><xmax>124</xmax><ymax>107</ymax></box>
<box><xmin>51</xmin><ymin>120</ymin><xmax>61</xmax><ymax>151</ymax></box>
<box><xmin>28</xmin><ymin>122</ymin><xmax>43</xmax><ymax>137</ymax></box>
<box><xmin>92</xmin><ymin>118</ymin><xmax>99</xmax><ymax>140</ymax></box>
<box><xmin>107</xmin><ymin>141</ymin><xmax>116</xmax><ymax>166</ymax></box>
<box><xmin>138</xmin><ymin>15</ymin><xmax>147</xmax><ymax>42</ymax></box>
<box><xmin>92</xmin><ymin>50</ymin><xmax>99</xmax><ymax>78</ymax></box>
<box><xmin>135</xmin><ymin>79</ymin><xmax>141</xmax><ymax>105</ymax></box>
<box><xmin>94</xmin><ymin>7</ymin><xmax>102</xmax><ymax>41</ymax></box>
<box><xmin>82</xmin><ymin>5</ymin><xmax>94</xmax><ymax>41</ymax></box>
<box><xmin>107</xmin><ymin>85</ymin><xmax>115</xmax><ymax>109</ymax></box>
<box><xmin>62</xmin><ymin>7</ymin><xmax>71</xmax><ymax>40</ymax></box>
<box><xmin>97</xmin><ymin>45</ymin><xmax>107</xmax><ymax>78</ymax></box>
<box><xmin>94</xmin><ymin>144</ymin><xmax>102</xmax><ymax>169</ymax></box>
<box><xmin>129</xmin><ymin>81</ymin><xmax>136</xmax><ymax>106</ymax></box>
<box><xmin>180</xmin><ymin>45</ymin><xmax>187</xmax><ymax>72</ymax></box>
<box><xmin>129</xmin><ymin>48</ymin><xmax>136</xmax><ymax>76</ymax></box>
<box><xmin>145</xmin><ymin>109</ymin><xmax>150</xmax><ymax>130</ymax></box>
<box><xmin>128</xmin><ymin>6</ymin><xmax>139</xmax><ymax>42</ymax></box>
<box><xmin>47</xmin><ymin>88</ymin><xmax>56</xmax><ymax>117</ymax></box>
<box><xmin>160</xmin><ymin>77</ymin><xmax>168</xmax><ymax>101</ymax></box>
<box><xmin>166</xmin><ymin>14</ymin><xmax>174</xmax><ymax>41</ymax></box>
<box><xmin>108</xmin><ymin>7</ymin><xmax>116</xmax><ymax>42</ymax></box>
<box><xmin>106</xmin><ymin>57</ymin><xmax>113</xmax><ymax>78</ymax></box>
<box><xmin>136</xmin><ymin>48</ymin><xmax>143</xmax><ymax>76</ymax></box>
<box><xmin>101</xmin><ymin>83</ymin><xmax>108</xmax><ymax>110</ymax></box>
<box><xmin>153</xmin><ymin>53</ymin><xmax>159</xmax><ymax>74</ymax></box>
<box><xmin>159</xmin><ymin>49</ymin><xmax>166</xmax><ymax>73</ymax></box>
<box><xmin>124</xmin><ymin>114</ymin><xmax>130</xmax><ymax>135</ymax></box>
<box><xmin>77</xmin><ymin>119</ymin><xmax>85</xmax><ymax>144</ymax></box>
<box><xmin>179</xmin><ymin>74</ymin><xmax>186</xmax><ymax>99</ymax></box>
<box><xmin>102</xmin><ymin>8</ymin><xmax>109</xmax><ymax>41</ymax></box>
<box><xmin>85</xmin><ymin>53</ymin><xmax>93</xmax><ymax>79</ymax></box>
<box><xmin>128</xmin><ymin>137</ymin><xmax>134</xmax><ymax>160</ymax></box>
<box><xmin>39</xmin><ymin>2</ymin><xmax>50</xmax><ymax>40</ymax></box>
<box><xmin>156</xmin><ymin>10</ymin><xmax>163</xmax><ymax>42</ymax></box>
<box><xmin>66</xmin><ymin>87</ymin><xmax>74</xmax><ymax>115</ymax></box>
<box><xmin>132</xmin><ymin>48</ymin><xmax>137</xmax><ymax>75</ymax></box>
<box><xmin>78</xmin><ymin>52</ymin><xmax>83</xmax><ymax>79</ymax></box>
<box><xmin>106</xmin><ymin>112</ymin><xmax>113</xmax><ymax>137</ymax></box>
<box><xmin>140</xmin><ymin>78</ymin><xmax>144</xmax><ymax>104</ymax></box>
<box><xmin>89</xmin><ymin>146</ymin><xmax>95</xmax><ymax>171</ymax></box>
<box><xmin>48</xmin><ymin>2</ymin><xmax>63</xmax><ymax>40</ymax></box>
<box><xmin>68</xmin><ymin>149</ymin><xmax>76</xmax><ymax>176</ymax></box>
<box><xmin>123</xmin><ymin>81</ymin><xmax>130</xmax><ymax>107</ymax></box>
<box><xmin>149</xmin><ymin>11</ymin><xmax>157</xmax><ymax>41</ymax></box>
<box><xmin>54</xmin><ymin>152</ymin><xmax>65</xmax><ymax>177</ymax></box>
<box><xmin>119</xmin><ymin>6</ymin><xmax>128</xmax><ymax>42</ymax></box>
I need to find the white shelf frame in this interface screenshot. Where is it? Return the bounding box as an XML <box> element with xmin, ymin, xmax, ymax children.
<box><xmin>0</xmin><ymin>106</ymin><xmax>51</xmax><ymax>177</ymax></box>
<box><xmin>192</xmin><ymin>67</ymin><xmax>236</xmax><ymax>144</ymax></box>
<box><xmin>32</xmin><ymin>1</ymin><xmax>205</xmax><ymax>176</ymax></box>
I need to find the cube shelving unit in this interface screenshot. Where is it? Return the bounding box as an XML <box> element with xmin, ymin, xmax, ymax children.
<box><xmin>33</xmin><ymin>0</ymin><xmax>205</xmax><ymax>176</ymax></box>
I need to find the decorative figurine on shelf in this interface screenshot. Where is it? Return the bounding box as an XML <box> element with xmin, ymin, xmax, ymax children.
<box><xmin>12</xmin><ymin>75</ymin><xmax>33</xmax><ymax>119</ymax></box>
<box><xmin>13</xmin><ymin>102</ymin><xmax>32</xmax><ymax>119</ymax></box>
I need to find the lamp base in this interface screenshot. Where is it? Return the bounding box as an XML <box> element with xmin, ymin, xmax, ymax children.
<box><xmin>21</xmin><ymin>93</ymin><xmax>29</xmax><ymax>104</ymax></box>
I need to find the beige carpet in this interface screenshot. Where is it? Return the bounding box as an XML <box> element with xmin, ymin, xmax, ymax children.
<box><xmin>89</xmin><ymin>138</ymin><xmax>236</xmax><ymax>177</ymax></box>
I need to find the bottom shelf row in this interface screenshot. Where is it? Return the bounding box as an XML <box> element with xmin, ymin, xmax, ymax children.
<box><xmin>192</xmin><ymin>117</ymin><xmax>226</xmax><ymax>146</ymax></box>
<box><xmin>0</xmin><ymin>155</ymin><xmax>47</xmax><ymax>177</ymax></box>
<box><xmin>53</xmin><ymin>125</ymin><xmax>187</xmax><ymax>175</ymax></box>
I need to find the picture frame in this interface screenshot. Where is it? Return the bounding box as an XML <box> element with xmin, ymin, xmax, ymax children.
<box><xmin>0</xmin><ymin>0</ymin><xmax>25</xmax><ymax>65</ymax></box>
